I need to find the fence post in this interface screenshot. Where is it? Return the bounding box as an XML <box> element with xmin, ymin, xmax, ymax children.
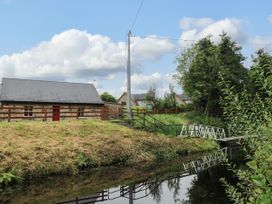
<box><xmin>44</xmin><ymin>107</ymin><xmax>47</xmax><ymax>122</ymax></box>
<box><xmin>8</xmin><ymin>107</ymin><xmax>11</xmax><ymax>122</ymax></box>
<box><xmin>143</xmin><ymin>112</ymin><xmax>145</xmax><ymax>128</ymax></box>
<box><xmin>102</xmin><ymin>190</ymin><xmax>105</xmax><ymax>201</ymax></box>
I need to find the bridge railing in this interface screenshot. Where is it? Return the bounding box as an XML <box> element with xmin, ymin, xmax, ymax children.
<box><xmin>179</xmin><ymin>124</ymin><xmax>227</xmax><ymax>140</ymax></box>
<box><xmin>122</xmin><ymin>111</ymin><xmax>228</xmax><ymax>139</ymax></box>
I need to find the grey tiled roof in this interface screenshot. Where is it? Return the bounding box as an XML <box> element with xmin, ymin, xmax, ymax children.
<box><xmin>132</xmin><ymin>93</ymin><xmax>147</xmax><ymax>100</ymax></box>
<box><xmin>0</xmin><ymin>78</ymin><xmax>104</xmax><ymax>104</ymax></box>
<box><xmin>176</xmin><ymin>94</ymin><xmax>190</xmax><ymax>101</ymax></box>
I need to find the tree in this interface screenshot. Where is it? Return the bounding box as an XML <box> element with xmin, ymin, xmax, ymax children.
<box><xmin>249</xmin><ymin>49</ymin><xmax>272</xmax><ymax>99</ymax></box>
<box><xmin>176</xmin><ymin>36</ymin><xmax>219</xmax><ymax>115</ymax></box>
<box><xmin>219</xmin><ymin>50</ymin><xmax>272</xmax><ymax>204</ymax></box>
<box><xmin>145</xmin><ymin>86</ymin><xmax>157</xmax><ymax>104</ymax></box>
<box><xmin>217</xmin><ymin>33</ymin><xmax>248</xmax><ymax>91</ymax></box>
<box><xmin>176</xmin><ymin>34</ymin><xmax>248</xmax><ymax>116</ymax></box>
<box><xmin>164</xmin><ymin>85</ymin><xmax>177</xmax><ymax>108</ymax></box>
<box><xmin>100</xmin><ymin>92</ymin><xmax>116</xmax><ymax>103</ymax></box>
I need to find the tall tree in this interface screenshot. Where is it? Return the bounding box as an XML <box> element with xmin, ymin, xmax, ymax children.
<box><xmin>100</xmin><ymin>92</ymin><xmax>116</xmax><ymax>103</ymax></box>
<box><xmin>217</xmin><ymin>33</ymin><xmax>248</xmax><ymax>90</ymax></box>
<box><xmin>145</xmin><ymin>86</ymin><xmax>157</xmax><ymax>104</ymax></box>
<box><xmin>249</xmin><ymin>49</ymin><xmax>272</xmax><ymax>98</ymax></box>
<box><xmin>164</xmin><ymin>85</ymin><xmax>177</xmax><ymax>108</ymax></box>
<box><xmin>176</xmin><ymin>34</ymin><xmax>248</xmax><ymax>115</ymax></box>
<box><xmin>176</xmin><ymin>37</ymin><xmax>219</xmax><ymax>115</ymax></box>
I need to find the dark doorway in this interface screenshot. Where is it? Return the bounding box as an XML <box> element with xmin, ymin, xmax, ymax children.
<box><xmin>52</xmin><ymin>105</ymin><xmax>60</xmax><ymax>121</ymax></box>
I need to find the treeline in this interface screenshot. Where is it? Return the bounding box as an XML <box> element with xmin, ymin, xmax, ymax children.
<box><xmin>144</xmin><ymin>85</ymin><xmax>192</xmax><ymax>110</ymax></box>
<box><xmin>175</xmin><ymin>32</ymin><xmax>272</xmax><ymax>116</ymax></box>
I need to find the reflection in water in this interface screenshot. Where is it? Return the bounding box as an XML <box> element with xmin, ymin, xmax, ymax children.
<box><xmin>55</xmin><ymin>148</ymin><xmax>232</xmax><ymax>204</ymax></box>
<box><xmin>1</xmin><ymin>147</ymin><xmax>242</xmax><ymax>204</ymax></box>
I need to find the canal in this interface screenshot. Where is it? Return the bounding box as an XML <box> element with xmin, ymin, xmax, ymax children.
<box><xmin>0</xmin><ymin>147</ymin><xmax>244</xmax><ymax>204</ymax></box>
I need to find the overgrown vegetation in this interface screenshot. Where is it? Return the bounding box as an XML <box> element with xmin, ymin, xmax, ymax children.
<box><xmin>219</xmin><ymin>49</ymin><xmax>272</xmax><ymax>203</ymax></box>
<box><xmin>0</xmin><ymin>173</ymin><xmax>22</xmax><ymax>187</ymax></box>
<box><xmin>175</xmin><ymin>33</ymin><xmax>248</xmax><ymax>116</ymax></box>
<box><xmin>175</xmin><ymin>31</ymin><xmax>272</xmax><ymax>202</ymax></box>
<box><xmin>144</xmin><ymin>85</ymin><xmax>185</xmax><ymax>110</ymax></box>
<box><xmin>0</xmin><ymin>119</ymin><xmax>218</xmax><ymax>188</ymax></box>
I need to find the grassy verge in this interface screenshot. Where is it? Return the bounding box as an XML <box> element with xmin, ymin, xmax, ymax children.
<box><xmin>0</xmin><ymin>119</ymin><xmax>218</xmax><ymax>187</ymax></box>
<box><xmin>152</xmin><ymin>112</ymin><xmax>226</xmax><ymax>128</ymax></box>
<box><xmin>131</xmin><ymin>112</ymin><xmax>227</xmax><ymax>136</ymax></box>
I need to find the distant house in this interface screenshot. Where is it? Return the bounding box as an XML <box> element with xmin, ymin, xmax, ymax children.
<box><xmin>118</xmin><ymin>92</ymin><xmax>152</xmax><ymax>107</ymax></box>
<box><xmin>175</xmin><ymin>94</ymin><xmax>192</xmax><ymax>105</ymax></box>
<box><xmin>0</xmin><ymin>78</ymin><xmax>104</xmax><ymax>121</ymax></box>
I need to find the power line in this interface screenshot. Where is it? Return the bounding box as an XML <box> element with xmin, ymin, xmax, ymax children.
<box><xmin>131</xmin><ymin>35</ymin><xmax>272</xmax><ymax>48</ymax></box>
<box><xmin>130</xmin><ymin>0</ymin><xmax>144</xmax><ymax>31</ymax></box>
<box><xmin>131</xmin><ymin>35</ymin><xmax>196</xmax><ymax>42</ymax></box>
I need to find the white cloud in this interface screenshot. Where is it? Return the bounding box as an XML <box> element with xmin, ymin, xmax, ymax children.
<box><xmin>179</xmin><ymin>17</ymin><xmax>247</xmax><ymax>47</ymax></box>
<box><xmin>0</xmin><ymin>29</ymin><xmax>175</xmax><ymax>81</ymax></box>
<box><xmin>131</xmin><ymin>35</ymin><xmax>176</xmax><ymax>63</ymax></box>
<box><xmin>267</xmin><ymin>15</ymin><xmax>272</xmax><ymax>24</ymax></box>
<box><xmin>131</xmin><ymin>72</ymin><xmax>162</xmax><ymax>90</ymax></box>
<box><xmin>120</xmin><ymin>72</ymin><xmax>181</xmax><ymax>98</ymax></box>
<box><xmin>104</xmin><ymin>74</ymin><xmax>116</xmax><ymax>80</ymax></box>
<box><xmin>250</xmin><ymin>35</ymin><xmax>272</xmax><ymax>50</ymax></box>
<box><xmin>180</xmin><ymin>17</ymin><xmax>214</xmax><ymax>30</ymax></box>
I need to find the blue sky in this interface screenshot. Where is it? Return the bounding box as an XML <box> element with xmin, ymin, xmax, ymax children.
<box><xmin>0</xmin><ymin>0</ymin><xmax>271</xmax><ymax>97</ymax></box>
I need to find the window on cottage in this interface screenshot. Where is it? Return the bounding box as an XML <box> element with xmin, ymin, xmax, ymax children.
<box><xmin>77</xmin><ymin>107</ymin><xmax>84</xmax><ymax>117</ymax></box>
<box><xmin>24</xmin><ymin>106</ymin><xmax>33</xmax><ymax>117</ymax></box>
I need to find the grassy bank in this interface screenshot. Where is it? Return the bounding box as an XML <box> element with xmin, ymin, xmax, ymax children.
<box><xmin>0</xmin><ymin>119</ymin><xmax>218</xmax><ymax>187</ymax></box>
<box><xmin>131</xmin><ymin>112</ymin><xmax>226</xmax><ymax>136</ymax></box>
<box><xmin>152</xmin><ymin>112</ymin><xmax>226</xmax><ymax>128</ymax></box>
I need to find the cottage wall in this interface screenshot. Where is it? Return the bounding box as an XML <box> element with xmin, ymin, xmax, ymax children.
<box><xmin>0</xmin><ymin>103</ymin><xmax>103</xmax><ymax>121</ymax></box>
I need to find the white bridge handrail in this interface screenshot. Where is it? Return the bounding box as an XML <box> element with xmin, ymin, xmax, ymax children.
<box><xmin>179</xmin><ymin>124</ymin><xmax>226</xmax><ymax>140</ymax></box>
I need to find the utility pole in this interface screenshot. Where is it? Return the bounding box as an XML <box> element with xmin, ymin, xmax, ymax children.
<box><xmin>127</xmin><ymin>30</ymin><xmax>132</xmax><ymax>119</ymax></box>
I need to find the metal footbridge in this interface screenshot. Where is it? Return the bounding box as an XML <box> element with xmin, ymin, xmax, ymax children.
<box><xmin>120</xmin><ymin>112</ymin><xmax>255</xmax><ymax>142</ymax></box>
<box><xmin>178</xmin><ymin>124</ymin><xmax>257</xmax><ymax>142</ymax></box>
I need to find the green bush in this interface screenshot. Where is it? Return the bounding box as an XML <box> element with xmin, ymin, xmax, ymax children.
<box><xmin>0</xmin><ymin>172</ymin><xmax>22</xmax><ymax>187</ymax></box>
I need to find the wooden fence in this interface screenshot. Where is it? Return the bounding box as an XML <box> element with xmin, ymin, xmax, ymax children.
<box><xmin>0</xmin><ymin>106</ymin><xmax>104</xmax><ymax>122</ymax></box>
<box><xmin>123</xmin><ymin>107</ymin><xmax>186</xmax><ymax>115</ymax></box>
<box><xmin>0</xmin><ymin>104</ymin><xmax>187</xmax><ymax>122</ymax></box>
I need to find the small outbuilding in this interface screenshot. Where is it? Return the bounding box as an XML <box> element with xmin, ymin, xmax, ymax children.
<box><xmin>175</xmin><ymin>94</ymin><xmax>192</xmax><ymax>105</ymax></box>
<box><xmin>118</xmin><ymin>92</ymin><xmax>152</xmax><ymax>107</ymax></box>
<box><xmin>0</xmin><ymin>78</ymin><xmax>104</xmax><ymax>121</ymax></box>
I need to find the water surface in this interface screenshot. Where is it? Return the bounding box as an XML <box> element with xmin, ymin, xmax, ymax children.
<box><xmin>1</xmin><ymin>147</ymin><xmax>243</xmax><ymax>204</ymax></box>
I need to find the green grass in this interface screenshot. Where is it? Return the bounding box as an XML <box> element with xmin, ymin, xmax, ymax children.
<box><xmin>152</xmin><ymin>112</ymin><xmax>226</xmax><ymax>128</ymax></box>
<box><xmin>130</xmin><ymin>112</ymin><xmax>227</xmax><ymax>136</ymax></box>
<box><xmin>0</xmin><ymin>119</ymin><xmax>218</xmax><ymax>187</ymax></box>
